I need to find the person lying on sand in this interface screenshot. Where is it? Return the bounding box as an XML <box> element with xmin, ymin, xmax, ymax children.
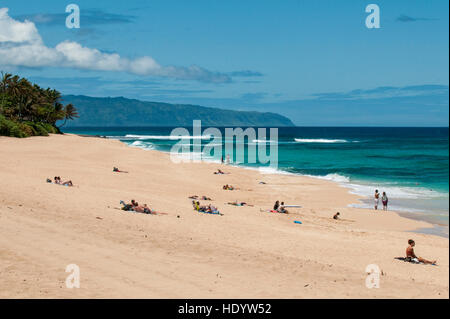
<box><xmin>189</xmin><ymin>195</ymin><xmax>212</xmax><ymax>200</ymax></box>
<box><xmin>223</xmin><ymin>184</ymin><xmax>238</xmax><ymax>191</ymax></box>
<box><xmin>113</xmin><ymin>167</ymin><xmax>129</xmax><ymax>173</ymax></box>
<box><xmin>203</xmin><ymin>204</ymin><xmax>221</xmax><ymax>215</ymax></box>
<box><xmin>133</xmin><ymin>202</ymin><xmax>146</xmax><ymax>213</ymax></box>
<box><xmin>406</xmin><ymin>239</ymin><xmax>436</xmax><ymax>265</ymax></box>
<box><xmin>192</xmin><ymin>201</ymin><xmax>221</xmax><ymax>215</ymax></box>
<box><xmin>120</xmin><ymin>200</ymin><xmax>134</xmax><ymax>211</ymax></box>
<box><xmin>227</xmin><ymin>201</ymin><xmax>253</xmax><ymax>207</ymax></box>
<box><xmin>121</xmin><ymin>200</ymin><xmax>157</xmax><ymax>215</ymax></box>
<box><xmin>333</xmin><ymin>212</ymin><xmax>340</xmax><ymax>220</ymax></box>
<box><xmin>214</xmin><ymin>169</ymin><xmax>226</xmax><ymax>175</ymax></box>
<box><xmin>52</xmin><ymin>176</ymin><xmax>73</xmax><ymax>187</ymax></box>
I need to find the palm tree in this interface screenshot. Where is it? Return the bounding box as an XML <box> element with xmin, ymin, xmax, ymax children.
<box><xmin>1</xmin><ymin>73</ymin><xmax>79</xmax><ymax>137</ymax></box>
<box><xmin>59</xmin><ymin>104</ymin><xmax>79</xmax><ymax>128</ymax></box>
<box><xmin>0</xmin><ymin>72</ymin><xmax>12</xmax><ymax>115</ymax></box>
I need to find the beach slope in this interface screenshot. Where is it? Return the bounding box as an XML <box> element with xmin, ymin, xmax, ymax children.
<box><xmin>0</xmin><ymin>134</ymin><xmax>448</xmax><ymax>298</ymax></box>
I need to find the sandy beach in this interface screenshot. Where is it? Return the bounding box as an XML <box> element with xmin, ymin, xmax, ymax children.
<box><xmin>0</xmin><ymin>134</ymin><xmax>448</xmax><ymax>298</ymax></box>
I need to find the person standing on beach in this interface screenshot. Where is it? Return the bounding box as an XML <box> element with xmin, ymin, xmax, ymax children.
<box><xmin>374</xmin><ymin>190</ymin><xmax>380</xmax><ymax>210</ymax></box>
<box><xmin>382</xmin><ymin>192</ymin><xmax>388</xmax><ymax>211</ymax></box>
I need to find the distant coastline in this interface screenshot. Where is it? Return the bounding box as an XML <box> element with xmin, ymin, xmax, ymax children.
<box><xmin>61</xmin><ymin>95</ymin><xmax>295</xmax><ymax>127</ymax></box>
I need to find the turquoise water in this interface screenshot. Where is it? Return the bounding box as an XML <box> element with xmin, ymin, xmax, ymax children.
<box><xmin>65</xmin><ymin>127</ymin><xmax>449</xmax><ymax>225</ymax></box>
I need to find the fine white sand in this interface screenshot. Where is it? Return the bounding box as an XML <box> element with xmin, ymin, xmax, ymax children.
<box><xmin>0</xmin><ymin>134</ymin><xmax>448</xmax><ymax>298</ymax></box>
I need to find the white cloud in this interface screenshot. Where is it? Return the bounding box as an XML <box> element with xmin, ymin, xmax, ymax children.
<box><xmin>0</xmin><ymin>8</ymin><xmax>230</xmax><ymax>83</ymax></box>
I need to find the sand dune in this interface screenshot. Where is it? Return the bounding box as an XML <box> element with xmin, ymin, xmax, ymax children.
<box><xmin>0</xmin><ymin>134</ymin><xmax>448</xmax><ymax>298</ymax></box>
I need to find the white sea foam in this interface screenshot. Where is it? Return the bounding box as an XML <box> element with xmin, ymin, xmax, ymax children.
<box><xmin>256</xmin><ymin>166</ymin><xmax>296</xmax><ymax>175</ymax></box>
<box><xmin>125</xmin><ymin>134</ymin><xmax>212</xmax><ymax>140</ymax></box>
<box><xmin>301</xmin><ymin>173</ymin><xmax>446</xmax><ymax>201</ymax></box>
<box><xmin>294</xmin><ymin>138</ymin><xmax>349</xmax><ymax>143</ymax></box>
<box><xmin>306</xmin><ymin>173</ymin><xmax>351</xmax><ymax>183</ymax></box>
<box><xmin>129</xmin><ymin>140</ymin><xmax>154</xmax><ymax>150</ymax></box>
<box><xmin>251</xmin><ymin>139</ymin><xmax>278</xmax><ymax>144</ymax></box>
<box><xmin>342</xmin><ymin>183</ymin><xmax>445</xmax><ymax>200</ymax></box>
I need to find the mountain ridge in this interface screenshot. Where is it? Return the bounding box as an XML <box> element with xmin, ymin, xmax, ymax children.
<box><xmin>62</xmin><ymin>95</ymin><xmax>295</xmax><ymax>127</ymax></box>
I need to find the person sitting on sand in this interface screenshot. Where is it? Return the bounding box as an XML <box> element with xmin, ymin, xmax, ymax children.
<box><xmin>333</xmin><ymin>212</ymin><xmax>340</xmax><ymax>220</ymax></box>
<box><xmin>223</xmin><ymin>184</ymin><xmax>236</xmax><ymax>191</ymax></box>
<box><xmin>278</xmin><ymin>202</ymin><xmax>288</xmax><ymax>214</ymax></box>
<box><xmin>273</xmin><ymin>200</ymin><xmax>280</xmax><ymax>211</ymax></box>
<box><xmin>406</xmin><ymin>239</ymin><xmax>436</xmax><ymax>265</ymax></box>
<box><xmin>194</xmin><ymin>201</ymin><xmax>203</xmax><ymax>212</ymax></box>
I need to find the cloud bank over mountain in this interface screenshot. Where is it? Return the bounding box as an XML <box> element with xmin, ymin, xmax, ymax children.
<box><xmin>0</xmin><ymin>8</ymin><xmax>230</xmax><ymax>83</ymax></box>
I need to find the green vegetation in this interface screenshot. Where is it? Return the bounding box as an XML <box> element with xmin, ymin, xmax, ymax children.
<box><xmin>0</xmin><ymin>73</ymin><xmax>78</xmax><ymax>138</ymax></box>
<box><xmin>63</xmin><ymin>95</ymin><xmax>294</xmax><ymax>127</ymax></box>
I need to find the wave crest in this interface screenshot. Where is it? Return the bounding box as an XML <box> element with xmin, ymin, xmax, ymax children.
<box><xmin>294</xmin><ymin>138</ymin><xmax>349</xmax><ymax>143</ymax></box>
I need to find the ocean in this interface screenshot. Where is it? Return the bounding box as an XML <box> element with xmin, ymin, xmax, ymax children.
<box><xmin>64</xmin><ymin>127</ymin><xmax>449</xmax><ymax>226</ymax></box>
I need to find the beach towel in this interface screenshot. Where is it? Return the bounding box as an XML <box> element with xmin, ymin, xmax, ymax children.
<box><xmin>197</xmin><ymin>209</ymin><xmax>222</xmax><ymax>216</ymax></box>
<box><xmin>394</xmin><ymin>257</ymin><xmax>422</xmax><ymax>264</ymax></box>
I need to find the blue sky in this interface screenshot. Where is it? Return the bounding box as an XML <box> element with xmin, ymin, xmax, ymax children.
<box><xmin>0</xmin><ymin>0</ymin><xmax>448</xmax><ymax>126</ymax></box>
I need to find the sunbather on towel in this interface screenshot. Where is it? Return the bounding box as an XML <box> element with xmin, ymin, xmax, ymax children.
<box><xmin>53</xmin><ymin>176</ymin><xmax>73</xmax><ymax>186</ymax></box>
<box><xmin>406</xmin><ymin>239</ymin><xmax>436</xmax><ymax>265</ymax></box>
<box><xmin>120</xmin><ymin>200</ymin><xmax>134</xmax><ymax>211</ymax></box>
<box><xmin>205</xmin><ymin>204</ymin><xmax>220</xmax><ymax>214</ymax></box>
<box><xmin>133</xmin><ymin>202</ymin><xmax>146</xmax><ymax>213</ymax></box>
<box><xmin>228</xmin><ymin>201</ymin><xmax>251</xmax><ymax>207</ymax></box>
<box><xmin>223</xmin><ymin>184</ymin><xmax>238</xmax><ymax>191</ymax></box>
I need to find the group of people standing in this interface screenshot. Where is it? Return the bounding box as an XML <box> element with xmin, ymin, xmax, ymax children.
<box><xmin>374</xmin><ymin>189</ymin><xmax>388</xmax><ymax>211</ymax></box>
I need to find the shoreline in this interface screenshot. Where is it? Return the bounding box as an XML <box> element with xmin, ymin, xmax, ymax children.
<box><xmin>1</xmin><ymin>134</ymin><xmax>448</xmax><ymax>298</ymax></box>
<box><xmin>100</xmin><ymin>133</ymin><xmax>449</xmax><ymax>237</ymax></box>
